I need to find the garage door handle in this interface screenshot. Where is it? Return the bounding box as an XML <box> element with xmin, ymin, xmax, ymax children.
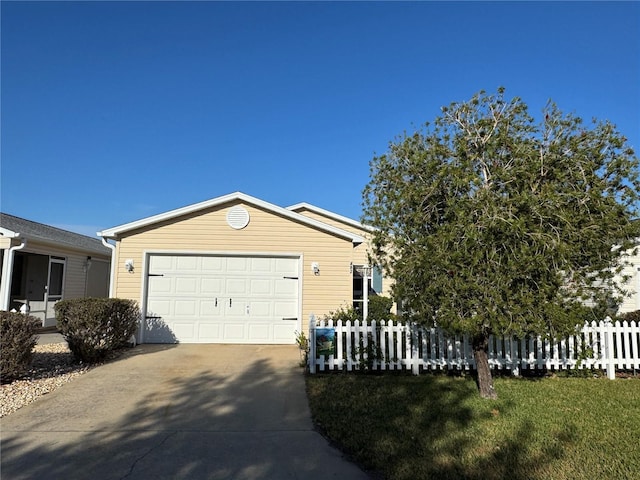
<box><xmin>230</xmin><ymin>298</ymin><xmax>232</xmax><ymax>307</ymax></box>
<box><xmin>282</xmin><ymin>317</ymin><xmax>298</xmax><ymax>321</ymax></box>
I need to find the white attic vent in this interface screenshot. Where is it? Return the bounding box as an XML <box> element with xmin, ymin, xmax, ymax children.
<box><xmin>226</xmin><ymin>206</ymin><xmax>250</xmax><ymax>230</ymax></box>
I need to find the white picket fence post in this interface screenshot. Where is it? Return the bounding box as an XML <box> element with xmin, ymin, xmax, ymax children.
<box><xmin>411</xmin><ymin>322</ymin><xmax>420</xmax><ymax>375</ymax></box>
<box><xmin>603</xmin><ymin>317</ymin><xmax>616</xmax><ymax>380</ymax></box>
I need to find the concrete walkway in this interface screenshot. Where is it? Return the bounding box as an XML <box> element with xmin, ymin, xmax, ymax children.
<box><xmin>36</xmin><ymin>331</ymin><xmax>66</xmax><ymax>345</ymax></box>
<box><xmin>1</xmin><ymin>344</ymin><xmax>370</xmax><ymax>479</ymax></box>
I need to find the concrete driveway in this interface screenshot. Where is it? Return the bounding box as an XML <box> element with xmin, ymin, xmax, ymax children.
<box><xmin>0</xmin><ymin>344</ymin><xmax>370</xmax><ymax>479</ymax></box>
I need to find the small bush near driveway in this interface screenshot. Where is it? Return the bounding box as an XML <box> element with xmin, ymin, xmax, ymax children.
<box><xmin>0</xmin><ymin>311</ymin><xmax>40</xmax><ymax>382</ymax></box>
<box><xmin>306</xmin><ymin>374</ymin><xmax>640</xmax><ymax>480</ymax></box>
<box><xmin>55</xmin><ymin>298</ymin><xmax>140</xmax><ymax>363</ymax></box>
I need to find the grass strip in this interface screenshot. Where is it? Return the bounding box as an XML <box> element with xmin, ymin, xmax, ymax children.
<box><xmin>306</xmin><ymin>373</ymin><xmax>640</xmax><ymax>480</ymax></box>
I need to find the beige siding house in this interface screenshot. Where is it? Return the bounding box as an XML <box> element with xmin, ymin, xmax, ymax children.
<box><xmin>0</xmin><ymin>213</ymin><xmax>112</xmax><ymax>327</ymax></box>
<box><xmin>99</xmin><ymin>192</ymin><xmax>388</xmax><ymax>344</ymax></box>
<box><xmin>616</xmin><ymin>247</ymin><xmax>640</xmax><ymax>314</ymax></box>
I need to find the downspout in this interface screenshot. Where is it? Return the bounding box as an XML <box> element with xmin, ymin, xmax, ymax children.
<box><xmin>0</xmin><ymin>237</ymin><xmax>27</xmax><ymax>311</ymax></box>
<box><xmin>101</xmin><ymin>235</ymin><xmax>137</xmax><ymax>346</ymax></box>
<box><xmin>101</xmin><ymin>237</ymin><xmax>116</xmax><ymax>298</ymax></box>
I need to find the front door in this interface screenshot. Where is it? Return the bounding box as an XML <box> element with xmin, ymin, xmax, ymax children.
<box><xmin>44</xmin><ymin>257</ymin><xmax>66</xmax><ymax>327</ymax></box>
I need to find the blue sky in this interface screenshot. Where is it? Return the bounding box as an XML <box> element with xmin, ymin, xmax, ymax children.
<box><xmin>2</xmin><ymin>1</ymin><xmax>638</xmax><ymax>237</ymax></box>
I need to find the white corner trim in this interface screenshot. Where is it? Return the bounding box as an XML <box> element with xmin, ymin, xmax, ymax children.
<box><xmin>101</xmin><ymin>237</ymin><xmax>116</xmax><ymax>298</ymax></box>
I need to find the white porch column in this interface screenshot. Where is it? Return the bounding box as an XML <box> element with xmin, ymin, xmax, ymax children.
<box><xmin>0</xmin><ymin>238</ymin><xmax>27</xmax><ymax>311</ymax></box>
<box><xmin>363</xmin><ymin>265</ymin><xmax>371</xmax><ymax>322</ymax></box>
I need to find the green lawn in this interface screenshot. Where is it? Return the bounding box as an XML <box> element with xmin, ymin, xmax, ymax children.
<box><xmin>306</xmin><ymin>373</ymin><xmax>640</xmax><ymax>480</ymax></box>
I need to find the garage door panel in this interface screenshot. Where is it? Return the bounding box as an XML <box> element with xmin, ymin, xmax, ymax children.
<box><xmin>145</xmin><ymin>320</ymin><xmax>177</xmax><ymax>343</ymax></box>
<box><xmin>226</xmin><ymin>257</ymin><xmax>248</xmax><ymax>272</ymax></box>
<box><xmin>275</xmin><ymin>258</ymin><xmax>298</xmax><ymax>274</ymax></box>
<box><xmin>250</xmin><ymin>279</ymin><xmax>272</xmax><ymax>295</ymax></box>
<box><xmin>201</xmin><ymin>256</ymin><xmax>224</xmax><ymax>273</ymax></box>
<box><xmin>248</xmin><ymin>324</ymin><xmax>270</xmax><ymax>341</ymax></box>
<box><xmin>173</xmin><ymin>323</ymin><xmax>196</xmax><ymax>340</ymax></box>
<box><xmin>198</xmin><ymin>323</ymin><xmax>221</xmax><ymax>341</ymax></box>
<box><xmin>147</xmin><ymin>299</ymin><xmax>172</xmax><ymax>316</ymax></box>
<box><xmin>149</xmin><ymin>277</ymin><xmax>172</xmax><ymax>294</ymax></box>
<box><xmin>274</xmin><ymin>301</ymin><xmax>297</xmax><ymax>318</ymax></box>
<box><xmin>249</xmin><ymin>301</ymin><xmax>271</xmax><ymax>317</ymax></box>
<box><xmin>145</xmin><ymin>254</ymin><xmax>299</xmax><ymax>344</ymax></box>
<box><xmin>176</xmin><ymin>278</ymin><xmax>198</xmax><ymax>294</ymax></box>
<box><xmin>274</xmin><ymin>279</ymin><xmax>297</xmax><ymax>295</ymax></box>
<box><xmin>226</xmin><ymin>278</ymin><xmax>248</xmax><ymax>295</ymax></box>
<box><xmin>273</xmin><ymin>324</ymin><xmax>296</xmax><ymax>342</ymax></box>
<box><xmin>200</xmin><ymin>278</ymin><xmax>223</xmax><ymax>294</ymax></box>
<box><xmin>149</xmin><ymin>255</ymin><xmax>173</xmax><ymax>271</ymax></box>
<box><xmin>223</xmin><ymin>323</ymin><xmax>246</xmax><ymax>341</ymax></box>
<box><xmin>200</xmin><ymin>300</ymin><xmax>221</xmax><ymax>315</ymax></box>
<box><xmin>250</xmin><ymin>257</ymin><xmax>272</xmax><ymax>272</ymax></box>
<box><xmin>174</xmin><ymin>300</ymin><xmax>197</xmax><ymax>316</ymax></box>
<box><xmin>176</xmin><ymin>256</ymin><xmax>198</xmax><ymax>271</ymax></box>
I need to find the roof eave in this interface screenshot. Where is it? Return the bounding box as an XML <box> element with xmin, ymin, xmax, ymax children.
<box><xmin>99</xmin><ymin>192</ymin><xmax>365</xmax><ymax>244</ymax></box>
<box><xmin>286</xmin><ymin>202</ymin><xmax>375</xmax><ymax>233</ymax></box>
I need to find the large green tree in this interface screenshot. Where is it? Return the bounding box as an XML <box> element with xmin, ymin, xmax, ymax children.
<box><xmin>363</xmin><ymin>88</ymin><xmax>639</xmax><ymax>398</ymax></box>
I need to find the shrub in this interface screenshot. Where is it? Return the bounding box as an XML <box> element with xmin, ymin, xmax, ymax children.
<box><xmin>55</xmin><ymin>298</ymin><xmax>140</xmax><ymax>363</ymax></box>
<box><xmin>618</xmin><ymin>309</ymin><xmax>640</xmax><ymax>323</ymax></box>
<box><xmin>0</xmin><ymin>311</ymin><xmax>40</xmax><ymax>382</ymax></box>
<box><xmin>368</xmin><ymin>295</ymin><xmax>395</xmax><ymax>322</ymax></box>
<box><xmin>295</xmin><ymin>330</ymin><xmax>309</xmax><ymax>367</ymax></box>
<box><xmin>324</xmin><ymin>304</ymin><xmax>361</xmax><ymax>322</ymax></box>
<box><xmin>324</xmin><ymin>297</ymin><xmax>396</xmax><ymax>324</ymax></box>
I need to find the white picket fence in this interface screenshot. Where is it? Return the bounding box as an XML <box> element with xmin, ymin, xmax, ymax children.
<box><xmin>308</xmin><ymin>317</ymin><xmax>640</xmax><ymax>379</ymax></box>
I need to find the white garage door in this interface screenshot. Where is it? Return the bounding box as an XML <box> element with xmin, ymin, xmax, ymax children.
<box><xmin>144</xmin><ymin>254</ymin><xmax>299</xmax><ymax>344</ymax></box>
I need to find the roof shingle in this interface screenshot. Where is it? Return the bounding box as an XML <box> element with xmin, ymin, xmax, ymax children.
<box><xmin>0</xmin><ymin>213</ymin><xmax>110</xmax><ymax>255</ymax></box>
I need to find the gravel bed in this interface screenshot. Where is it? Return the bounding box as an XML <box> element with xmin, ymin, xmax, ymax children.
<box><xmin>1</xmin><ymin>343</ymin><xmax>93</xmax><ymax>418</ymax></box>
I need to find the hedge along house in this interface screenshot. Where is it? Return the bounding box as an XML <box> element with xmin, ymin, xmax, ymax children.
<box><xmin>98</xmin><ymin>192</ymin><xmax>390</xmax><ymax>344</ymax></box>
<box><xmin>0</xmin><ymin>213</ymin><xmax>112</xmax><ymax>327</ymax></box>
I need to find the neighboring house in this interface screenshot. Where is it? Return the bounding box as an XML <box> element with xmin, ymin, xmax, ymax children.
<box><xmin>98</xmin><ymin>192</ymin><xmax>390</xmax><ymax>344</ymax></box>
<box><xmin>0</xmin><ymin>213</ymin><xmax>112</xmax><ymax>327</ymax></box>
<box><xmin>616</xmin><ymin>244</ymin><xmax>640</xmax><ymax>314</ymax></box>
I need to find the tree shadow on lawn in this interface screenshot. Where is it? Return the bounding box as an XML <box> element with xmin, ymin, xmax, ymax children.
<box><xmin>1</xmin><ymin>344</ymin><xmax>344</xmax><ymax>480</ymax></box>
<box><xmin>306</xmin><ymin>373</ymin><xmax>579</xmax><ymax>480</ymax></box>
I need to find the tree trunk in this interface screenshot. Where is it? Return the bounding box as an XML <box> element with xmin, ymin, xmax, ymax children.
<box><xmin>472</xmin><ymin>334</ymin><xmax>497</xmax><ymax>399</ymax></box>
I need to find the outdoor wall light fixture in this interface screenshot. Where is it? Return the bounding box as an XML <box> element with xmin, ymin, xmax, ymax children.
<box><xmin>83</xmin><ymin>256</ymin><xmax>92</xmax><ymax>273</ymax></box>
<box><xmin>124</xmin><ymin>259</ymin><xmax>134</xmax><ymax>272</ymax></box>
<box><xmin>311</xmin><ymin>262</ymin><xmax>320</xmax><ymax>275</ymax></box>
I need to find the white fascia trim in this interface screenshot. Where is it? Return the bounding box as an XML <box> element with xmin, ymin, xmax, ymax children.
<box><xmin>0</xmin><ymin>226</ymin><xmax>20</xmax><ymax>238</ymax></box>
<box><xmin>287</xmin><ymin>202</ymin><xmax>375</xmax><ymax>233</ymax></box>
<box><xmin>99</xmin><ymin>192</ymin><xmax>365</xmax><ymax>244</ymax></box>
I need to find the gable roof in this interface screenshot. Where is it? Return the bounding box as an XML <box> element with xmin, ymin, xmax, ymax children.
<box><xmin>98</xmin><ymin>192</ymin><xmax>366</xmax><ymax>244</ymax></box>
<box><xmin>287</xmin><ymin>202</ymin><xmax>374</xmax><ymax>233</ymax></box>
<box><xmin>0</xmin><ymin>213</ymin><xmax>111</xmax><ymax>255</ymax></box>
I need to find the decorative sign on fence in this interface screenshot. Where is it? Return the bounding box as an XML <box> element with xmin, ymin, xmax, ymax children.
<box><xmin>316</xmin><ymin>328</ymin><xmax>336</xmax><ymax>356</ymax></box>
